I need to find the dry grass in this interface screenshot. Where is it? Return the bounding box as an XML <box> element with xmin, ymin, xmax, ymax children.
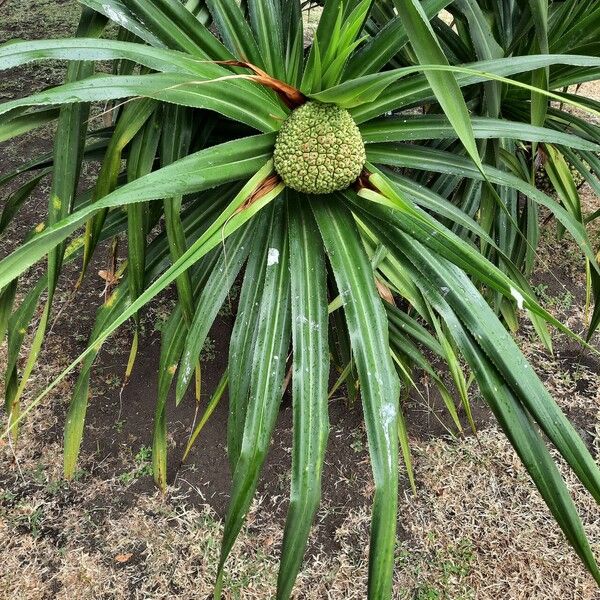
<box><xmin>2</xmin><ymin>397</ymin><xmax>600</xmax><ymax>598</ymax></box>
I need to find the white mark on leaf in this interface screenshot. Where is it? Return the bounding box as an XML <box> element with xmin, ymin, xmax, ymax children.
<box><xmin>380</xmin><ymin>402</ymin><xmax>396</xmax><ymax>428</ymax></box>
<box><xmin>267</xmin><ymin>248</ymin><xmax>279</xmax><ymax>266</ymax></box>
<box><xmin>510</xmin><ymin>286</ymin><xmax>524</xmax><ymax>310</ymax></box>
<box><xmin>103</xmin><ymin>4</ymin><xmax>129</xmax><ymax>26</ymax></box>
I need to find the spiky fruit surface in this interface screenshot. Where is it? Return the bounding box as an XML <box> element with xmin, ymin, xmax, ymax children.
<box><xmin>535</xmin><ymin>162</ymin><xmax>585</xmax><ymax>195</ymax></box>
<box><xmin>273</xmin><ymin>101</ymin><xmax>366</xmax><ymax>194</ymax></box>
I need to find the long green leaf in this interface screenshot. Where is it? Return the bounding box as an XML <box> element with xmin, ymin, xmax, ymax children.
<box><xmin>78</xmin><ymin>0</ymin><xmax>165</xmax><ymax>47</ymax></box>
<box><xmin>0</xmin><ymin>72</ymin><xmax>286</xmax><ymax>133</ymax></box>
<box><xmin>227</xmin><ymin>207</ymin><xmax>273</xmax><ymax>469</ymax></box>
<box><xmin>215</xmin><ymin>198</ymin><xmax>291</xmax><ymax>597</ymax></box>
<box><xmin>0</xmin><ymin>108</ymin><xmax>60</xmax><ymax>143</ymax></box>
<box><xmin>122</xmin><ymin>0</ymin><xmax>232</xmax><ymax>58</ymax></box>
<box><xmin>247</xmin><ymin>0</ymin><xmax>285</xmax><ymax>78</ymax></box>
<box><xmin>4</xmin><ymin>8</ymin><xmax>107</xmax><ymax>431</ymax></box>
<box><xmin>277</xmin><ymin>195</ymin><xmax>329</xmax><ymax>600</ymax></box>
<box><xmin>312</xmin><ymin>197</ymin><xmax>400</xmax><ymax>600</ymax></box>
<box><xmin>366</xmin><ymin>144</ymin><xmax>598</xmax><ymax>271</ymax></box>
<box><xmin>151</xmin><ymin>194</ymin><xmax>235</xmax><ymax>488</ymax></box>
<box><xmin>386</xmin><ymin>235</ymin><xmax>600</xmax><ymax>583</ymax></box>
<box><xmin>350</xmin><ymin>54</ymin><xmax>600</xmax><ymax>122</ymax></box>
<box><xmin>175</xmin><ymin>221</ymin><xmax>255</xmax><ymax>403</ymax></box>
<box><xmin>360</xmin><ymin>115</ymin><xmax>600</xmax><ymax>151</ymax></box>
<box><xmin>0</xmin><ymin>38</ymin><xmax>216</xmax><ymax>75</ymax></box>
<box><xmin>344</xmin><ymin>0</ymin><xmax>452</xmax><ymax>79</ymax></box>
<box><xmin>205</xmin><ymin>0</ymin><xmax>264</xmax><ymax>66</ymax></box>
<box><xmin>0</xmin><ymin>172</ymin><xmax>49</xmax><ymax>236</ymax></box>
<box><xmin>61</xmin><ymin>176</ymin><xmax>282</xmax><ymax>473</ymax></box>
<box><xmin>161</xmin><ymin>104</ymin><xmax>195</xmax><ymax>324</ymax></box>
<box><xmin>81</xmin><ymin>98</ymin><xmax>157</xmax><ymax>279</ymax></box>
<box><xmin>380</xmin><ymin>227</ymin><xmax>600</xmax><ymax>506</ymax></box>
<box><xmin>0</xmin><ymin>133</ymin><xmax>276</xmax><ymax>291</ymax></box>
<box><xmin>174</xmin><ymin>161</ymin><xmax>280</xmax><ymax>404</ymax></box>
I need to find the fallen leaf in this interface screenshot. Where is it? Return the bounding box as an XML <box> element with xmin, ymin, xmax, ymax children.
<box><xmin>114</xmin><ymin>553</ymin><xmax>133</xmax><ymax>563</ymax></box>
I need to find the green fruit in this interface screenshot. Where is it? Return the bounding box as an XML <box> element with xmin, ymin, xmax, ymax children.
<box><xmin>273</xmin><ymin>101</ymin><xmax>366</xmax><ymax>194</ymax></box>
<box><xmin>535</xmin><ymin>162</ymin><xmax>585</xmax><ymax>195</ymax></box>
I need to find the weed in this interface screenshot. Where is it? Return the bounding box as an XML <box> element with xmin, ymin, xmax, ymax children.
<box><xmin>119</xmin><ymin>445</ymin><xmax>153</xmax><ymax>485</ymax></box>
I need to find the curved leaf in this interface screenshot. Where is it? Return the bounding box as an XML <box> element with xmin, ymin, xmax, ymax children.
<box><xmin>360</xmin><ymin>114</ymin><xmax>600</xmax><ymax>151</ymax></box>
<box><xmin>0</xmin><ymin>133</ymin><xmax>276</xmax><ymax>291</ymax></box>
<box><xmin>0</xmin><ymin>73</ymin><xmax>286</xmax><ymax>133</ymax></box>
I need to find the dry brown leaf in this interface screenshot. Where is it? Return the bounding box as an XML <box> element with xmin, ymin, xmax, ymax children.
<box><xmin>212</xmin><ymin>60</ymin><xmax>306</xmax><ymax>108</ymax></box>
<box><xmin>114</xmin><ymin>553</ymin><xmax>133</xmax><ymax>563</ymax></box>
<box><xmin>375</xmin><ymin>278</ymin><xmax>395</xmax><ymax>306</ymax></box>
<box><xmin>234</xmin><ymin>173</ymin><xmax>281</xmax><ymax>216</ymax></box>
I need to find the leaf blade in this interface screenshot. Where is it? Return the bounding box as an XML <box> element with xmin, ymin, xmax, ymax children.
<box><xmin>311</xmin><ymin>197</ymin><xmax>400</xmax><ymax>600</ymax></box>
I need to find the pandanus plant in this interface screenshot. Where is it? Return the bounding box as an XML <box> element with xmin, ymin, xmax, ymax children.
<box><xmin>1</xmin><ymin>0</ymin><xmax>600</xmax><ymax>597</ymax></box>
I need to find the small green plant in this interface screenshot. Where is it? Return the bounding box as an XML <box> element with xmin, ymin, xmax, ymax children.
<box><xmin>13</xmin><ymin>505</ymin><xmax>45</xmax><ymax>539</ymax></box>
<box><xmin>415</xmin><ymin>586</ymin><xmax>442</xmax><ymax>600</ymax></box>
<box><xmin>350</xmin><ymin>428</ymin><xmax>366</xmax><ymax>453</ymax></box>
<box><xmin>200</xmin><ymin>337</ymin><xmax>216</xmax><ymax>362</ymax></box>
<box><xmin>119</xmin><ymin>444</ymin><xmax>153</xmax><ymax>484</ymax></box>
<box><xmin>533</xmin><ymin>283</ymin><xmax>574</xmax><ymax>313</ymax></box>
<box><xmin>45</xmin><ymin>478</ymin><xmax>66</xmax><ymax>496</ymax></box>
<box><xmin>0</xmin><ymin>490</ymin><xmax>17</xmax><ymax>503</ymax></box>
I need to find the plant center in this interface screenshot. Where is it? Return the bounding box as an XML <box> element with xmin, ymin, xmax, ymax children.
<box><xmin>273</xmin><ymin>101</ymin><xmax>366</xmax><ymax>194</ymax></box>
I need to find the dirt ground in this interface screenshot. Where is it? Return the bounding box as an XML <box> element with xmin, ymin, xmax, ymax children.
<box><xmin>1</xmin><ymin>2</ymin><xmax>600</xmax><ymax>599</ymax></box>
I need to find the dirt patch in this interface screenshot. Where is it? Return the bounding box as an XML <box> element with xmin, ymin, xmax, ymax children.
<box><xmin>75</xmin><ymin>317</ymin><xmax>402</xmax><ymax>552</ymax></box>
